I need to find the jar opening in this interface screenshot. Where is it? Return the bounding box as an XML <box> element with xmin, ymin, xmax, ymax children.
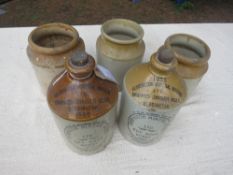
<box><xmin>101</xmin><ymin>19</ymin><xmax>144</xmax><ymax>44</ymax></box>
<box><xmin>107</xmin><ymin>30</ymin><xmax>137</xmax><ymax>41</ymax></box>
<box><xmin>33</xmin><ymin>33</ymin><xmax>73</xmax><ymax>48</ymax></box>
<box><xmin>171</xmin><ymin>43</ymin><xmax>203</xmax><ymax>59</ymax></box>
<box><xmin>29</xmin><ymin>23</ymin><xmax>79</xmax><ymax>55</ymax></box>
<box><xmin>165</xmin><ymin>34</ymin><xmax>210</xmax><ymax>64</ymax></box>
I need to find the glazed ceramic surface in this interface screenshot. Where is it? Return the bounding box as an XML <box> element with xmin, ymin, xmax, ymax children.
<box><xmin>47</xmin><ymin>52</ymin><xmax>118</xmax><ymax>154</ymax></box>
<box><xmin>119</xmin><ymin>47</ymin><xmax>186</xmax><ymax>145</ymax></box>
<box><xmin>164</xmin><ymin>33</ymin><xmax>210</xmax><ymax>97</ymax></box>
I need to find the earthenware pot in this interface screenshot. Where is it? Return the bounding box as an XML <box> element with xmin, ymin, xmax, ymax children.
<box><xmin>27</xmin><ymin>23</ymin><xmax>85</xmax><ymax>94</ymax></box>
<box><xmin>164</xmin><ymin>33</ymin><xmax>211</xmax><ymax>97</ymax></box>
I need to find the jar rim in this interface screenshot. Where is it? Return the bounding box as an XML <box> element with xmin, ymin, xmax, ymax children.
<box><xmin>164</xmin><ymin>33</ymin><xmax>211</xmax><ymax>66</ymax></box>
<box><xmin>28</xmin><ymin>23</ymin><xmax>79</xmax><ymax>55</ymax></box>
<box><xmin>101</xmin><ymin>18</ymin><xmax>144</xmax><ymax>44</ymax></box>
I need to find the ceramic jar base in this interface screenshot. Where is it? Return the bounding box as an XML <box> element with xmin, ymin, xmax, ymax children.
<box><xmin>184</xmin><ymin>77</ymin><xmax>202</xmax><ymax>97</ymax></box>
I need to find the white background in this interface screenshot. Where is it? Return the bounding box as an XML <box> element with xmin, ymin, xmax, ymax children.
<box><xmin>0</xmin><ymin>24</ymin><xmax>233</xmax><ymax>175</ymax></box>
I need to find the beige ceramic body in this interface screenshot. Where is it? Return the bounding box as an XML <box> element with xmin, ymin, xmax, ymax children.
<box><xmin>119</xmin><ymin>81</ymin><xmax>181</xmax><ymax>145</ymax></box>
<box><xmin>96</xmin><ymin>19</ymin><xmax>145</xmax><ymax>89</ymax></box>
<box><xmin>164</xmin><ymin>33</ymin><xmax>210</xmax><ymax>97</ymax></box>
<box><xmin>53</xmin><ymin>105</ymin><xmax>116</xmax><ymax>154</ymax></box>
<box><xmin>119</xmin><ymin>51</ymin><xmax>186</xmax><ymax>146</ymax></box>
<box><xmin>27</xmin><ymin>23</ymin><xmax>85</xmax><ymax>94</ymax></box>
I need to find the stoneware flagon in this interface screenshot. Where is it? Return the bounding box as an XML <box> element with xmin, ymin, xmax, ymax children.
<box><xmin>96</xmin><ymin>18</ymin><xmax>145</xmax><ymax>90</ymax></box>
<box><xmin>119</xmin><ymin>47</ymin><xmax>187</xmax><ymax>145</ymax></box>
<box><xmin>27</xmin><ymin>23</ymin><xmax>85</xmax><ymax>94</ymax></box>
<box><xmin>47</xmin><ymin>51</ymin><xmax>118</xmax><ymax>154</ymax></box>
<box><xmin>164</xmin><ymin>33</ymin><xmax>211</xmax><ymax>97</ymax></box>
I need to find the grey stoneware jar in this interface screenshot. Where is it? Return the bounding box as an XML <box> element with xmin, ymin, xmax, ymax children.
<box><xmin>96</xmin><ymin>18</ymin><xmax>145</xmax><ymax>90</ymax></box>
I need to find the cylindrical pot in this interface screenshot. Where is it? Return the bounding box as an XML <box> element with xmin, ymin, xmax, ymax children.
<box><xmin>119</xmin><ymin>47</ymin><xmax>187</xmax><ymax>146</ymax></box>
<box><xmin>164</xmin><ymin>33</ymin><xmax>211</xmax><ymax>97</ymax></box>
<box><xmin>96</xmin><ymin>18</ymin><xmax>145</xmax><ymax>90</ymax></box>
<box><xmin>47</xmin><ymin>51</ymin><xmax>118</xmax><ymax>154</ymax></box>
<box><xmin>27</xmin><ymin>23</ymin><xmax>85</xmax><ymax>94</ymax></box>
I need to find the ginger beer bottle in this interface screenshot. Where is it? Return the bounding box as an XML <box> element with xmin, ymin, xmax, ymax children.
<box><xmin>47</xmin><ymin>51</ymin><xmax>118</xmax><ymax>154</ymax></box>
<box><xmin>119</xmin><ymin>47</ymin><xmax>186</xmax><ymax>145</ymax></box>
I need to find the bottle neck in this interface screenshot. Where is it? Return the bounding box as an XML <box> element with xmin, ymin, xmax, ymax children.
<box><xmin>68</xmin><ymin>71</ymin><xmax>94</xmax><ymax>80</ymax></box>
<box><xmin>65</xmin><ymin>51</ymin><xmax>96</xmax><ymax>81</ymax></box>
<box><xmin>149</xmin><ymin>52</ymin><xmax>177</xmax><ymax>75</ymax></box>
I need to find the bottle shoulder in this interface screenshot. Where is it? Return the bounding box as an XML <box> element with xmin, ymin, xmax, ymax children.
<box><xmin>47</xmin><ymin>71</ymin><xmax>118</xmax><ymax>121</ymax></box>
<box><xmin>124</xmin><ymin>63</ymin><xmax>187</xmax><ymax>110</ymax></box>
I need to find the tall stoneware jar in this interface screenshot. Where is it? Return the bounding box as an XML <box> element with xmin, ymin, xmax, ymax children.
<box><xmin>119</xmin><ymin>47</ymin><xmax>186</xmax><ymax>146</ymax></box>
<box><xmin>96</xmin><ymin>18</ymin><xmax>145</xmax><ymax>90</ymax></box>
<box><xmin>27</xmin><ymin>23</ymin><xmax>85</xmax><ymax>94</ymax></box>
<box><xmin>164</xmin><ymin>33</ymin><xmax>211</xmax><ymax>97</ymax></box>
<box><xmin>47</xmin><ymin>51</ymin><xmax>118</xmax><ymax>154</ymax></box>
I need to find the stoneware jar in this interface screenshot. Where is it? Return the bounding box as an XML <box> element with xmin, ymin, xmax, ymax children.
<box><xmin>27</xmin><ymin>23</ymin><xmax>85</xmax><ymax>94</ymax></box>
<box><xmin>96</xmin><ymin>18</ymin><xmax>145</xmax><ymax>90</ymax></box>
<box><xmin>47</xmin><ymin>51</ymin><xmax>118</xmax><ymax>155</ymax></box>
<box><xmin>119</xmin><ymin>47</ymin><xmax>186</xmax><ymax>146</ymax></box>
<box><xmin>164</xmin><ymin>33</ymin><xmax>211</xmax><ymax>97</ymax></box>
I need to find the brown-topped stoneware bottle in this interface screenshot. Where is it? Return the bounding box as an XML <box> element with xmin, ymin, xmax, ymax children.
<box><xmin>27</xmin><ymin>23</ymin><xmax>85</xmax><ymax>95</ymax></box>
<box><xmin>47</xmin><ymin>51</ymin><xmax>118</xmax><ymax>154</ymax></box>
<box><xmin>119</xmin><ymin>47</ymin><xmax>187</xmax><ymax>145</ymax></box>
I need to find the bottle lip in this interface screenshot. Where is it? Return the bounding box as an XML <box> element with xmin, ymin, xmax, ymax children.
<box><xmin>65</xmin><ymin>52</ymin><xmax>96</xmax><ymax>79</ymax></box>
<box><xmin>101</xmin><ymin>18</ymin><xmax>144</xmax><ymax>45</ymax></box>
<box><xmin>164</xmin><ymin>33</ymin><xmax>211</xmax><ymax>66</ymax></box>
<box><xmin>149</xmin><ymin>50</ymin><xmax>177</xmax><ymax>73</ymax></box>
<box><xmin>28</xmin><ymin>23</ymin><xmax>79</xmax><ymax>55</ymax></box>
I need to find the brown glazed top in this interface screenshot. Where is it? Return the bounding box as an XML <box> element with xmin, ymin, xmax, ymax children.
<box><xmin>47</xmin><ymin>51</ymin><xmax>118</xmax><ymax>121</ymax></box>
<box><xmin>125</xmin><ymin>47</ymin><xmax>187</xmax><ymax>111</ymax></box>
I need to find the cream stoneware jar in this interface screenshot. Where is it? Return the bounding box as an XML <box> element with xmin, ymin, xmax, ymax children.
<box><xmin>164</xmin><ymin>33</ymin><xmax>211</xmax><ymax>97</ymax></box>
<box><xmin>96</xmin><ymin>18</ymin><xmax>145</xmax><ymax>90</ymax></box>
<box><xmin>27</xmin><ymin>23</ymin><xmax>85</xmax><ymax>94</ymax></box>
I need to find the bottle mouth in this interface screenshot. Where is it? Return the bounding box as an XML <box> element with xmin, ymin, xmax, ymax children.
<box><xmin>101</xmin><ymin>18</ymin><xmax>144</xmax><ymax>44</ymax></box>
<box><xmin>150</xmin><ymin>47</ymin><xmax>177</xmax><ymax>72</ymax></box>
<box><xmin>164</xmin><ymin>33</ymin><xmax>211</xmax><ymax>65</ymax></box>
<box><xmin>28</xmin><ymin>23</ymin><xmax>79</xmax><ymax>55</ymax></box>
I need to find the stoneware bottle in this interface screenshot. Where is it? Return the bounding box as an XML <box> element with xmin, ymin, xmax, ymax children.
<box><xmin>47</xmin><ymin>51</ymin><xmax>118</xmax><ymax>154</ymax></box>
<box><xmin>164</xmin><ymin>33</ymin><xmax>211</xmax><ymax>97</ymax></box>
<box><xmin>96</xmin><ymin>18</ymin><xmax>145</xmax><ymax>90</ymax></box>
<box><xmin>119</xmin><ymin>47</ymin><xmax>187</xmax><ymax>146</ymax></box>
<box><xmin>27</xmin><ymin>23</ymin><xmax>85</xmax><ymax>94</ymax></box>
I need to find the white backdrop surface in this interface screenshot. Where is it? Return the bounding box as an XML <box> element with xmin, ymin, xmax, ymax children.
<box><xmin>0</xmin><ymin>24</ymin><xmax>233</xmax><ymax>175</ymax></box>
